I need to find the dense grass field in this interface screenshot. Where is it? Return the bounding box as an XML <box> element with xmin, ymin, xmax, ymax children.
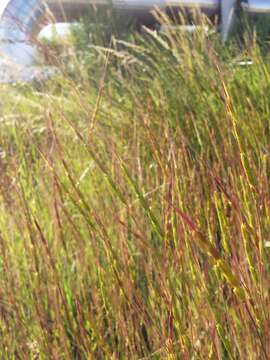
<box><xmin>1</xmin><ymin>12</ymin><xmax>270</xmax><ymax>359</ymax></box>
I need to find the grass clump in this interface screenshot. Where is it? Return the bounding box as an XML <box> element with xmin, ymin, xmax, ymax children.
<box><xmin>0</xmin><ymin>11</ymin><xmax>270</xmax><ymax>359</ymax></box>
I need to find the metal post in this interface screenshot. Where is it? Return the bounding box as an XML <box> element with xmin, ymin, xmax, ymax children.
<box><xmin>221</xmin><ymin>0</ymin><xmax>238</xmax><ymax>40</ymax></box>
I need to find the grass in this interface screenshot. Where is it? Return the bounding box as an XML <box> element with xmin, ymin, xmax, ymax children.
<box><xmin>0</xmin><ymin>11</ymin><xmax>270</xmax><ymax>359</ymax></box>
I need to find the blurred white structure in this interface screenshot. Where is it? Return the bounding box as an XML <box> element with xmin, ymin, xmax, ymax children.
<box><xmin>38</xmin><ymin>22</ymin><xmax>76</xmax><ymax>40</ymax></box>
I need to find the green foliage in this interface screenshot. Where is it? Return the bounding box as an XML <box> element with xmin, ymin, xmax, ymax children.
<box><xmin>232</xmin><ymin>11</ymin><xmax>270</xmax><ymax>49</ymax></box>
<box><xmin>72</xmin><ymin>6</ymin><xmax>135</xmax><ymax>48</ymax></box>
<box><xmin>1</xmin><ymin>10</ymin><xmax>270</xmax><ymax>359</ymax></box>
<box><xmin>247</xmin><ymin>14</ymin><xmax>270</xmax><ymax>43</ymax></box>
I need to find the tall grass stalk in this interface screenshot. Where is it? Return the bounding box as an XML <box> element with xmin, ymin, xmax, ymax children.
<box><xmin>0</xmin><ymin>11</ymin><xmax>270</xmax><ymax>359</ymax></box>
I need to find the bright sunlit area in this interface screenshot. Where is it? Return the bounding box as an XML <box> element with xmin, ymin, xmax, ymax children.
<box><xmin>38</xmin><ymin>22</ymin><xmax>78</xmax><ymax>41</ymax></box>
